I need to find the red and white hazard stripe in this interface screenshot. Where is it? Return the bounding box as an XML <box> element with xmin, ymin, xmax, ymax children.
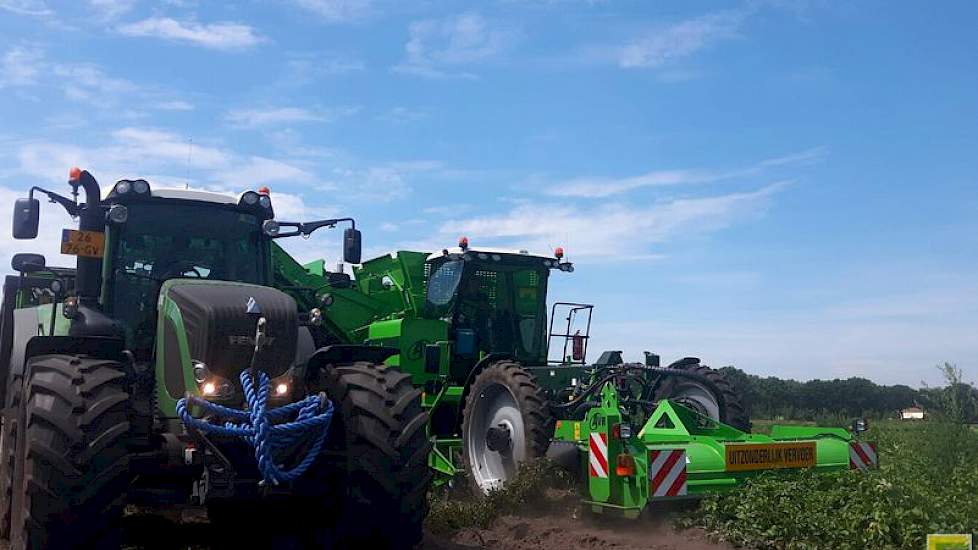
<box><xmin>849</xmin><ymin>441</ymin><xmax>878</xmax><ymax>471</ymax></box>
<box><xmin>648</xmin><ymin>449</ymin><xmax>687</xmax><ymax>497</ymax></box>
<box><xmin>589</xmin><ymin>432</ymin><xmax>609</xmax><ymax>478</ymax></box>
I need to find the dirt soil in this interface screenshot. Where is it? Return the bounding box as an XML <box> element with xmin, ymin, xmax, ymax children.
<box><xmin>424</xmin><ymin>489</ymin><xmax>735</xmax><ymax>550</ymax></box>
<box><xmin>425</xmin><ymin>514</ymin><xmax>733</xmax><ymax>550</ymax></box>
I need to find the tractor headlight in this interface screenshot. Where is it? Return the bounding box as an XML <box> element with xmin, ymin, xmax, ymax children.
<box><xmin>241</xmin><ymin>191</ymin><xmax>260</xmax><ymax>206</ymax></box>
<box><xmin>132</xmin><ymin>179</ymin><xmax>150</xmax><ymax>194</ymax></box>
<box><xmin>107</xmin><ymin>204</ymin><xmax>128</xmax><ymax>224</ymax></box>
<box><xmin>270</xmin><ymin>368</ymin><xmax>295</xmax><ymax>399</ymax></box>
<box><xmin>114</xmin><ymin>180</ymin><xmax>131</xmax><ymax>195</ymax></box>
<box><xmin>262</xmin><ymin>219</ymin><xmax>280</xmax><ymax>237</ymax></box>
<box><xmin>308</xmin><ymin>307</ymin><xmax>323</xmax><ymax>326</ymax></box>
<box><xmin>193</xmin><ymin>361</ymin><xmax>234</xmax><ymax>399</ymax></box>
<box><xmin>259</xmin><ymin>194</ymin><xmax>271</xmax><ymax>209</ymax></box>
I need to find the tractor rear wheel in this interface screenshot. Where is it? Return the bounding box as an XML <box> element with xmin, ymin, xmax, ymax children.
<box><xmin>9</xmin><ymin>355</ymin><xmax>132</xmax><ymax>550</ymax></box>
<box><xmin>0</xmin><ymin>372</ymin><xmax>22</xmax><ymax>540</ymax></box>
<box><xmin>654</xmin><ymin>363</ymin><xmax>751</xmax><ymax>432</ymax></box>
<box><xmin>318</xmin><ymin>361</ymin><xmax>431</xmax><ymax>548</ymax></box>
<box><xmin>462</xmin><ymin>360</ymin><xmax>553</xmax><ymax>495</ymax></box>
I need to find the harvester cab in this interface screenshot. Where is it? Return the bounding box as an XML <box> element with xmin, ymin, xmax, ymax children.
<box><xmin>0</xmin><ymin>169</ymin><xmax>430</xmax><ymax>549</ymax></box>
<box><xmin>423</xmin><ymin>238</ymin><xmax>576</xmax><ymax>374</ymax></box>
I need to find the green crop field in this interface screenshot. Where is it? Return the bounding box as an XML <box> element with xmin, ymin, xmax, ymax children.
<box><xmin>681</xmin><ymin>420</ymin><xmax>978</xmax><ymax>549</ymax></box>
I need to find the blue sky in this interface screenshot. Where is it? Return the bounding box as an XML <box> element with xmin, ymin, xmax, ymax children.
<box><xmin>1</xmin><ymin>0</ymin><xmax>975</xmax><ymax>386</ymax></box>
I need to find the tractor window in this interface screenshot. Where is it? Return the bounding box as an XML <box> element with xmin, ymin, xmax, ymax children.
<box><xmin>426</xmin><ymin>260</ymin><xmax>463</xmax><ymax>307</ymax></box>
<box><xmin>108</xmin><ymin>202</ymin><xmax>267</xmax><ymax>355</ymax></box>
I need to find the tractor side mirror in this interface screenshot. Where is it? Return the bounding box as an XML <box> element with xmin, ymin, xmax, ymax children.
<box><xmin>12</xmin><ymin>198</ymin><xmax>39</xmax><ymax>239</ymax></box>
<box><xmin>343</xmin><ymin>228</ymin><xmax>362</xmax><ymax>264</ymax></box>
<box><xmin>11</xmin><ymin>253</ymin><xmax>45</xmax><ymax>273</ymax></box>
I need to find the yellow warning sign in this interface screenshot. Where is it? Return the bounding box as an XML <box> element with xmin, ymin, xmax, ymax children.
<box><xmin>725</xmin><ymin>442</ymin><xmax>816</xmax><ymax>472</ymax></box>
<box><xmin>927</xmin><ymin>534</ymin><xmax>973</xmax><ymax>550</ymax></box>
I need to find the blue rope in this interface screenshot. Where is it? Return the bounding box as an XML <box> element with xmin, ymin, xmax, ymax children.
<box><xmin>177</xmin><ymin>369</ymin><xmax>334</xmax><ymax>485</ymax></box>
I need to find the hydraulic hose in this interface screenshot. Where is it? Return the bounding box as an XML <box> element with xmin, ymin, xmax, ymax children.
<box><xmin>551</xmin><ymin>363</ymin><xmax>728</xmax><ymax>422</ymax></box>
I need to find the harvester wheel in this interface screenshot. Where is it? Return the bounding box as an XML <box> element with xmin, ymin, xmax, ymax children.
<box><xmin>654</xmin><ymin>363</ymin><xmax>751</xmax><ymax>432</ymax></box>
<box><xmin>318</xmin><ymin>361</ymin><xmax>431</xmax><ymax>548</ymax></box>
<box><xmin>0</xmin><ymin>372</ymin><xmax>22</xmax><ymax>540</ymax></box>
<box><xmin>462</xmin><ymin>360</ymin><xmax>553</xmax><ymax>495</ymax></box>
<box><xmin>9</xmin><ymin>355</ymin><xmax>132</xmax><ymax>550</ymax></box>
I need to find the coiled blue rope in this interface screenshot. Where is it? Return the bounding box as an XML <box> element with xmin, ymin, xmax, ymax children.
<box><xmin>177</xmin><ymin>369</ymin><xmax>334</xmax><ymax>485</ymax></box>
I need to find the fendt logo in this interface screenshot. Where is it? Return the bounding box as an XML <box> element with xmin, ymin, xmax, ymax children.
<box><xmin>246</xmin><ymin>296</ymin><xmax>262</xmax><ymax>314</ymax></box>
<box><xmin>228</xmin><ymin>335</ymin><xmax>275</xmax><ymax>346</ymax></box>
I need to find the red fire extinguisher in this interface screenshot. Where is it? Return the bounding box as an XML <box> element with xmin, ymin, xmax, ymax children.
<box><xmin>572</xmin><ymin>330</ymin><xmax>585</xmax><ymax>361</ymax></box>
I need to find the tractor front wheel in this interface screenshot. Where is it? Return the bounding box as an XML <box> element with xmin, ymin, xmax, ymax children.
<box><xmin>319</xmin><ymin>361</ymin><xmax>431</xmax><ymax>548</ymax></box>
<box><xmin>10</xmin><ymin>354</ymin><xmax>132</xmax><ymax>550</ymax></box>
<box><xmin>462</xmin><ymin>360</ymin><xmax>553</xmax><ymax>495</ymax></box>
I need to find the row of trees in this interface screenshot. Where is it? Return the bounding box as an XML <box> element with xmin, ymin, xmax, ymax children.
<box><xmin>718</xmin><ymin>362</ymin><xmax>978</xmax><ymax>423</ymax></box>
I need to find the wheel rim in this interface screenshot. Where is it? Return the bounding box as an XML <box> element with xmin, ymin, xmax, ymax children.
<box><xmin>671</xmin><ymin>381</ymin><xmax>721</xmax><ymax>422</ymax></box>
<box><xmin>466</xmin><ymin>382</ymin><xmax>527</xmax><ymax>493</ymax></box>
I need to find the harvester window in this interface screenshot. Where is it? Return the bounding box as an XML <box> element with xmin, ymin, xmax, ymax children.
<box><xmin>426</xmin><ymin>259</ymin><xmax>463</xmax><ymax>307</ymax></box>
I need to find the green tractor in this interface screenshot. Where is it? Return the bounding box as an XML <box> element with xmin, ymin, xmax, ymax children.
<box><xmin>272</xmin><ymin>237</ymin><xmax>752</xmax><ymax>493</ymax></box>
<box><xmin>0</xmin><ymin>169</ymin><xmax>430</xmax><ymax>549</ymax></box>
<box><xmin>276</xmin><ymin>238</ymin><xmax>879</xmax><ymax>514</ymax></box>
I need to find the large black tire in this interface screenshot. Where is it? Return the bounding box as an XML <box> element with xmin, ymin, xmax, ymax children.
<box><xmin>0</xmin><ymin>371</ymin><xmax>22</xmax><ymax>539</ymax></box>
<box><xmin>461</xmin><ymin>360</ymin><xmax>553</xmax><ymax>495</ymax></box>
<box><xmin>9</xmin><ymin>355</ymin><xmax>132</xmax><ymax>550</ymax></box>
<box><xmin>654</xmin><ymin>363</ymin><xmax>751</xmax><ymax>432</ymax></box>
<box><xmin>320</xmin><ymin>361</ymin><xmax>431</xmax><ymax>549</ymax></box>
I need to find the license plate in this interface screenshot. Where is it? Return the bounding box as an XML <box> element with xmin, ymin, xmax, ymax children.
<box><xmin>61</xmin><ymin>229</ymin><xmax>105</xmax><ymax>258</ymax></box>
<box><xmin>725</xmin><ymin>442</ymin><xmax>816</xmax><ymax>472</ymax></box>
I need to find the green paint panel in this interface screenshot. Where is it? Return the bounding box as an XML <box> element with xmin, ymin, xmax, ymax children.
<box><xmin>367</xmin><ymin>317</ymin><xmax>448</xmax><ymax>385</ymax></box>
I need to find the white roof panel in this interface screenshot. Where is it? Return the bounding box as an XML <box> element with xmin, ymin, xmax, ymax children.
<box><xmin>151</xmin><ymin>188</ymin><xmax>239</xmax><ymax>204</ymax></box>
<box><xmin>426</xmin><ymin>246</ymin><xmax>556</xmax><ymax>261</ymax></box>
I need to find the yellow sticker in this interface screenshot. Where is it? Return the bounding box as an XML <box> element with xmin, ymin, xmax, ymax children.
<box><xmin>574</xmin><ymin>422</ymin><xmax>581</xmax><ymax>441</ymax></box>
<box><xmin>725</xmin><ymin>442</ymin><xmax>816</xmax><ymax>472</ymax></box>
<box><xmin>61</xmin><ymin>229</ymin><xmax>105</xmax><ymax>258</ymax></box>
<box><xmin>928</xmin><ymin>534</ymin><xmax>973</xmax><ymax>550</ymax></box>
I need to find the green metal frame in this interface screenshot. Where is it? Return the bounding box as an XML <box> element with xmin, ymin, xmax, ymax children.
<box><xmin>551</xmin><ymin>383</ymin><xmax>875</xmax><ymax>515</ymax></box>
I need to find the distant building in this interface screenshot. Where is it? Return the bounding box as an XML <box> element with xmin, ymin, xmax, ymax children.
<box><xmin>900</xmin><ymin>406</ymin><xmax>925</xmax><ymax>420</ymax></box>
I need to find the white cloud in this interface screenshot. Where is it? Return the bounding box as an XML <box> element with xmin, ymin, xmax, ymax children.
<box><xmin>379</xmin><ymin>106</ymin><xmax>427</xmax><ymax>123</ymax></box>
<box><xmin>546</xmin><ymin>147</ymin><xmax>825</xmax><ymax>198</ymax></box>
<box><xmin>217</xmin><ymin>156</ymin><xmax>314</xmax><ymax>185</ymax></box>
<box><xmin>10</xmin><ymin>127</ymin><xmax>326</xmax><ymax>199</ymax></box>
<box><xmin>619</xmin><ymin>9</ymin><xmax>748</xmax><ymax>69</ymax></box>
<box><xmin>0</xmin><ymin>46</ymin><xmax>43</xmax><ymax>88</ymax></box>
<box><xmin>286</xmin><ymin>52</ymin><xmax>365</xmax><ymax>80</ymax></box>
<box><xmin>16</xmin><ymin>128</ymin><xmax>229</xmax><ymax>184</ymax></box>
<box><xmin>225</xmin><ymin>106</ymin><xmax>359</xmax><ymax>129</ymax></box>
<box><xmin>154</xmin><ymin>100</ymin><xmax>195</xmax><ymax>111</ymax></box>
<box><xmin>51</xmin><ymin>62</ymin><xmax>138</xmax><ymax>103</ymax></box>
<box><xmin>441</xmin><ymin>182</ymin><xmax>787</xmax><ymax>259</ymax></box>
<box><xmin>117</xmin><ymin>17</ymin><xmax>264</xmax><ymax>51</ymax></box>
<box><xmin>0</xmin><ymin>45</ymin><xmax>186</xmax><ymax>111</ymax></box>
<box><xmin>393</xmin><ymin>13</ymin><xmax>517</xmax><ymax>78</ymax></box>
<box><xmin>291</xmin><ymin>0</ymin><xmax>370</xmax><ymax>22</ymax></box>
<box><xmin>88</xmin><ymin>0</ymin><xmax>134</xmax><ymax>20</ymax></box>
<box><xmin>320</xmin><ymin>166</ymin><xmax>411</xmax><ymax>201</ymax></box>
<box><xmin>0</xmin><ymin>0</ymin><xmax>52</xmax><ymax>16</ymax></box>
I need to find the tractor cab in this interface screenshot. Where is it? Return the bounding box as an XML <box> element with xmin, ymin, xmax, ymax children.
<box><xmin>101</xmin><ymin>186</ymin><xmax>277</xmax><ymax>356</ymax></box>
<box><xmin>423</xmin><ymin>239</ymin><xmax>574</xmax><ymax>367</ymax></box>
